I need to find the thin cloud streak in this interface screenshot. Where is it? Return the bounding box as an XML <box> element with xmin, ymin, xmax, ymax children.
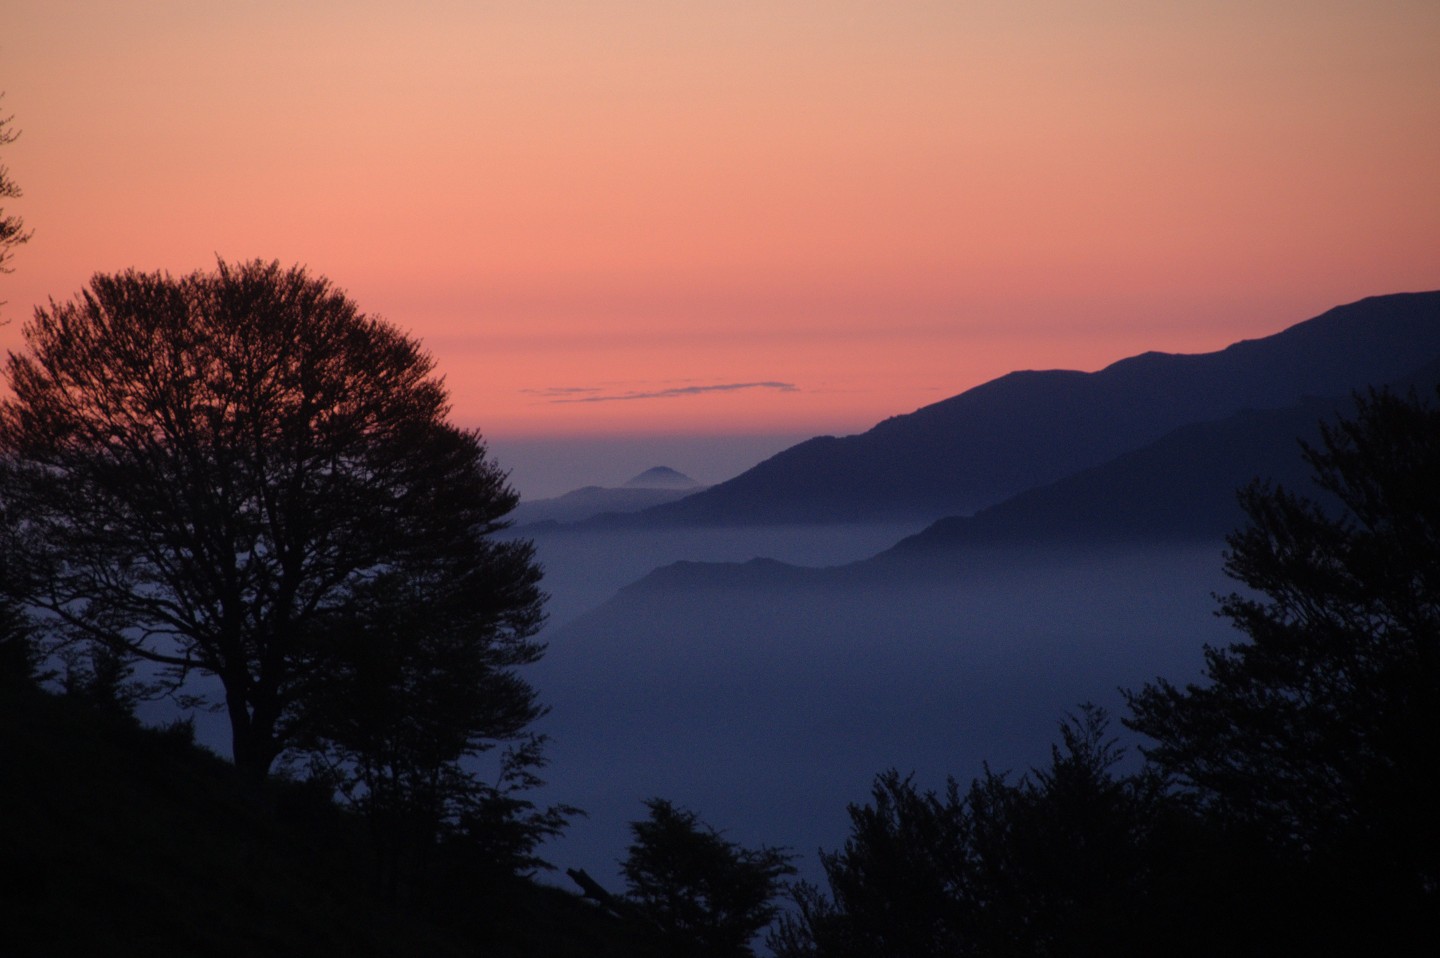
<box><xmin>533</xmin><ymin>381</ymin><xmax>799</xmax><ymax>404</ymax></box>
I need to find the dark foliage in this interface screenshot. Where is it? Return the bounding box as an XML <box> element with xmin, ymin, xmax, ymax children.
<box><xmin>1126</xmin><ymin>387</ymin><xmax>1440</xmax><ymax>944</ymax></box>
<box><xmin>0</xmin><ymin>592</ymin><xmax>36</xmax><ymax>691</ymax></box>
<box><xmin>1123</xmin><ymin>386</ymin><xmax>1440</xmax><ymax>945</ymax></box>
<box><xmin>0</xmin><ymin>259</ymin><xmax>544</xmax><ymax>783</ymax></box>
<box><xmin>772</xmin><ymin>708</ymin><xmax>1178</xmax><ymax>958</ymax></box>
<box><xmin>295</xmin><ymin>568</ymin><xmax>571</xmax><ymax>901</ymax></box>
<box><xmin>0</xmin><ymin>543</ymin><xmax>37</xmax><ymax>691</ymax></box>
<box><xmin>622</xmin><ymin>798</ymin><xmax>795</xmax><ymax>957</ymax></box>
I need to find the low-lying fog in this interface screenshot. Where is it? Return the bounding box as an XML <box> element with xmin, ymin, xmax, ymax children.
<box><xmin>136</xmin><ymin>522</ymin><xmax>1239</xmax><ymax>895</ymax></box>
<box><xmin>522</xmin><ymin>530</ymin><xmax>1237</xmax><ymax>890</ymax></box>
<box><xmin>517</xmin><ymin>521</ymin><xmax>928</xmax><ymax>627</ymax></box>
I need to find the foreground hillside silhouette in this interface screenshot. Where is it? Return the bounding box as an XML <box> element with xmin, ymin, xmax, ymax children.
<box><xmin>0</xmin><ymin>674</ymin><xmax>681</xmax><ymax>957</ymax></box>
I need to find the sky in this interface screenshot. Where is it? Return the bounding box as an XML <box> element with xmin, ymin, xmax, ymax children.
<box><xmin>2</xmin><ymin>1</ymin><xmax>1438</xmax><ymax>490</ymax></box>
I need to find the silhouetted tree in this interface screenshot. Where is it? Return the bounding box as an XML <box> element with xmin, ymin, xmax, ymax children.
<box><xmin>298</xmin><ymin>571</ymin><xmax>571</xmax><ymax>900</ymax></box>
<box><xmin>0</xmin><ymin>260</ymin><xmax>545</xmax><ymax>783</ymax></box>
<box><xmin>54</xmin><ymin>641</ymin><xmax>143</xmax><ymax>719</ymax></box>
<box><xmin>1127</xmin><ymin>386</ymin><xmax>1440</xmax><ymax>945</ymax></box>
<box><xmin>0</xmin><ymin>93</ymin><xmax>29</xmax><ymax>285</ymax></box>
<box><xmin>0</xmin><ymin>554</ymin><xmax>37</xmax><ymax>691</ymax></box>
<box><xmin>622</xmin><ymin>798</ymin><xmax>795</xmax><ymax>957</ymax></box>
<box><xmin>771</xmin><ymin>771</ymin><xmax>965</xmax><ymax>958</ymax></box>
<box><xmin>772</xmin><ymin>708</ymin><xmax>1174</xmax><ymax>958</ymax></box>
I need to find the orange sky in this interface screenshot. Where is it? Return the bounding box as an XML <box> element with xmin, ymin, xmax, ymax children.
<box><xmin>2</xmin><ymin>1</ymin><xmax>1438</xmax><ymax>440</ymax></box>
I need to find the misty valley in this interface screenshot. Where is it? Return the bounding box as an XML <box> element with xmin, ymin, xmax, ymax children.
<box><xmin>5</xmin><ymin>286</ymin><xmax>1439</xmax><ymax>954</ymax></box>
<box><xmin>523</xmin><ymin>531</ymin><xmax>1233</xmax><ymax>889</ymax></box>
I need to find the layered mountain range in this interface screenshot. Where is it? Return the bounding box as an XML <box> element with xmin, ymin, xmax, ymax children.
<box><xmin>530</xmin><ymin>289</ymin><xmax>1440</xmax><ymax>888</ymax></box>
<box><xmin>630</xmin><ymin>291</ymin><xmax>1440</xmax><ymax>526</ymax></box>
<box><xmin>570</xmin><ymin>291</ymin><xmax>1440</xmax><ymax>600</ymax></box>
<box><xmin>510</xmin><ymin>467</ymin><xmax>703</xmax><ymax>527</ymax></box>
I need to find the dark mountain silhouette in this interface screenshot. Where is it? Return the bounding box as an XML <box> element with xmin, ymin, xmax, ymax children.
<box><xmin>631</xmin><ymin>291</ymin><xmax>1440</xmax><ymax>525</ymax></box>
<box><xmin>602</xmin><ymin>355</ymin><xmax>1440</xmax><ymax>595</ymax></box>
<box><xmin>881</xmin><ymin>354</ymin><xmax>1440</xmax><ymax>558</ymax></box>
<box><xmin>512</xmin><ymin>467</ymin><xmax>705</xmax><ymax>527</ymax></box>
<box><xmin>601</xmin><ymin>406</ymin><xmax>1311</xmax><ymax>597</ymax></box>
<box><xmin>875</xmin><ymin>399</ymin><xmax>1335</xmax><ymax>558</ymax></box>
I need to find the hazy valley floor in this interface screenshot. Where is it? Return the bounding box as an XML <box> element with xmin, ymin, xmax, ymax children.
<box><xmin>521</xmin><ymin>532</ymin><xmax>1237</xmax><ymax>889</ymax></box>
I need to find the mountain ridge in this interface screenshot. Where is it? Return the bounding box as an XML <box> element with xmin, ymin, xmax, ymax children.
<box><xmin>510</xmin><ymin>466</ymin><xmax>705</xmax><ymax>527</ymax></box>
<box><xmin>629</xmin><ymin>291</ymin><xmax>1440</xmax><ymax>526</ymax></box>
<box><xmin>595</xmin><ymin>355</ymin><xmax>1440</xmax><ymax>604</ymax></box>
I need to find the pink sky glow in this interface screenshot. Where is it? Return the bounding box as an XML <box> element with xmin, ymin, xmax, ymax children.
<box><xmin>2</xmin><ymin>1</ymin><xmax>1437</xmax><ymax>442</ymax></box>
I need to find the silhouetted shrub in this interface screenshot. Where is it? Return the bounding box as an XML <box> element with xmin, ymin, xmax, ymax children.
<box><xmin>772</xmin><ymin>707</ymin><xmax>1172</xmax><ymax>958</ymax></box>
<box><xmin>622</xmin><ymin>798</ymin><xmax>795</xmax><ymax>957</ymax></box>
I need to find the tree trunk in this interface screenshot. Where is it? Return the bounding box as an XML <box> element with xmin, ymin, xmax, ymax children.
<box><xmin>226</xmin><ymin>691</ymin><xmax>277</xmax><ymax>787</ymax></box>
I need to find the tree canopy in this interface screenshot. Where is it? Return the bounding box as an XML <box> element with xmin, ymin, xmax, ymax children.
<box><xmin>622</xmin><ymin>798</ymin><xmax>795</xmax><ymax>957</ymax></box>
<box><xmin>771</xmin><ymin>708</ymin><xmax>1174</xmax><ymax>958</ymax></box>
<box><xmin>1126</xmin><ymin>385</ymin><xmax>1440</xmax><ymax>928</ymax></box>
<box><xmin>0</xmin><ymin>259</ymin><xmax>545</xmax><ymax>781</ymax></box>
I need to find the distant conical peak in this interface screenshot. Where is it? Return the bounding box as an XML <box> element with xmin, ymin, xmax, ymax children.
<box><xmin>624</xmin><ymin>466</ymin><xmax>699</xmax><ymax>488</ymax></box>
